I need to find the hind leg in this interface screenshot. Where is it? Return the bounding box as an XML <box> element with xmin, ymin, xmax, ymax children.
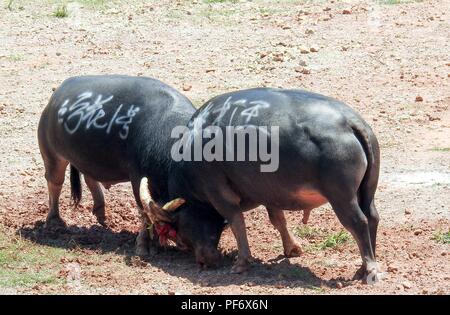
<box><xmin>367</xmin><ymin>201</ymin><xmax>379</xmax><ymax>256</ymax></box>
<box><xmin>84</xmin><ymin>176</ymin><xmax>106</xmax><ymax>226</ymax></box>
<box><xmin>43</xmin><ymin>158</ymin><xmax>68</xmax><ymax>227</ymax></box>
<box><xmin>329</xmin><ymin>197</ymin><xmax>379</xmax><ymax>283</ymax></box>
<box><xmin>267</xmin><ymin>208</ymin><xmax>303</xmax><ymax>257</ymax></box>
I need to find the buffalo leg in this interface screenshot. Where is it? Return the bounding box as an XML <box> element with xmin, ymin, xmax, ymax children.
<box><xmin>228</xmin><ymin>212</ymin><xmax>252</xmax><ymax>273</ymax></box>
<box><xmin>43</xmin><ymin>158</ymin><xmax>68</xmax><ymax>227</ymax></box>
<box><xmin>367</xmin><ymin>201</ymin><xmax>380</xmax><ymax>256</ymax></box>
<box><xmin>330</xmin><ymin>197</ymin><xmax>379</xmax><ymax>283</ymax></box>
<box><xmin>267</xmin><ymin>208</ymin><xmax>302</xmax><ymax>257</ymax></box>
<box><xmin>84</xmin><ymin>176</ymin><xmax>106</xmax><ymax>226</ymax></box>
<box><xmin>206</xmin><ymin>184</ymin><xmax>252</xmax><ymax>273</ymax></box>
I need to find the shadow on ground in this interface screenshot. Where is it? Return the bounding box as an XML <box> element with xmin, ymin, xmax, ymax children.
<box><xmin>18</xmin><ymin>221</ymin><xmax>347</xmax><ymax>290</ymax></box>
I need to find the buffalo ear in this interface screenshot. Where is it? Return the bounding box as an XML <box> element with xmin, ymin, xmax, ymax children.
<box><xmin>162</xmin><ymin>198</ymin><xmax>185</xmax><ymax>212</ymax></box>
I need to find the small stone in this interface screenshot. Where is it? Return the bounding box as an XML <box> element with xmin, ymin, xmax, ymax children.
<box><xmin>301</xmin><ymin>67</ymin><xmax>311</xmax><ymax>74</ymax></box>
<box><xmin>402</xmin><ymin>281</ymin><xmax>412</xmax><ymax>289</ymax></box>
<box><xmin>323</xmin><ymin>7</ymin><xmax>331</xmax><ymax>11</ymax></box>
<box><xmin>300</xmin><ymin>46</ymin><xmax>310</xmax><ymax>54</ymax></box>
<box><xmin>305</xmin><ymin>28</ymin><xmax>314</xmax><ymax>35</ymax></box>
<box><xmin>415</xmin><ymin>96</ymin><xmax>423</xmax><ymax>102</ymax></box>
<box><xmin>294</xmin><ymin>67</ymin><xmax>310</xmax><ymax>74</ymax></box>
<box><xmin>441</xmin><ymin>251</ymin><xmax>447</xmax><ymax>256</ymax></box>
<box><xmin>422</xmin><ymin>289</ymin><xmax>428</xmax><ymax>294</ymax></box>
<box><xmin>342</xmin><ymin>9</ymin><xmax>352</xmax><ymax>15</ymax></box>
<box><xmin>336</xmin><ymin>281</ymin><xmax>343</xmax><ymax>289</ymax></box>
<box><xmin>414</xmin><ymin>229</ymin><xmax>423</xmax><ymax>236</ymax></box>
<box><xmin>168</xmin><ymin>290</ymin><xmax>175</xmax><ymax>295</ymax></box>
<box><xmin>260</xmin><ymin>52</ymin><xmax>268</xmax><ymax>58</ymax></box>
<box><xmin>387</xmin><ymin>265</ymin><xmax>398</xmax><ymax>273</ymax></box>
<box><xmin>182</xmin><ymin>84</ymin><xmax>192</xmax><ymax>91</ymax></box>
<box><xmin>310</xmin><ymin>46</ymin><xmax>319</xmax><ymax>52</ymax></box>
<box><xmin>273</xmin><ymin>54</ymin><xmax>284</xmax><ymax>62</ymax></box>
<box><xmin>299</xmin><ymin>60</ymin><xmax>307</xmax><ymax>66</ymax></box>
<box><xmin>56</xmin><ymin>52</ymin><xmax>61</xmax><ymax>56</ymax></box>
<box><xmin>405</xmin><ymin>208</ymin><xmax>412</xmax><ymax>214</ymax></box>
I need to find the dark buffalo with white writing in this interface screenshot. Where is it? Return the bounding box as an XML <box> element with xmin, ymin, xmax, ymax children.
<box><xmin>141</xmin><ymin>88</ymin><xmax>381</xmax><ymax>282</ymax></box>
<box><xmin>38</xmin><ymin>75</ymin><xmax>225</xmax><ymax>259</ymax></box>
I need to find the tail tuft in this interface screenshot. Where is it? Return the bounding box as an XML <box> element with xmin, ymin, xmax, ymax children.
<box><xmin>70</xmin><ymin>164</ymin><xmax>82</xmax><ymax>208</ymax></box>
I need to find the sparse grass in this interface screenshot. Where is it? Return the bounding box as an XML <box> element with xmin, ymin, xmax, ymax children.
<box><xmin>318</xmin><ymin>231</ymin><xmax>351</xmax><ymax>250</ymax></box>
<box><xmin>0</xmin><ymin>232</ymin><xmax>74</xmax><ymax>289</ymax></box>
<box><xmin>200</xmin><ymin>6</ymin><xmax>237</xmax><ymax>21</ymax></box>
<box><xmin>293</xmin><ymin>226</ymin><xmax>351</xmax><ymax>252</ymax></box>
<box><xmin>258</xmin><ymin>7</ymin><xmax>278</xmax><ymax>16</ymax></box>
<box><xmin>79</xmin><ymin>0</ymin><xmax>104</xmax><ymax>5</ymax></box>
<box><xmin>306</xmin><ymin>285</ymin><xmax>326</xmax><ymax>294</ymax></box>
<box><xmin>6</xmin><ymin>0</ymin><xmax>14</xmax><ymax>10</ymax></box>
<box><xmin>53</xmin><ymin>5</ymin><xmax>68</xmax><ymax>18</ymax></box>
<box><xmin>203</xmin><ymin>0</ymin><xmax>239</xmax><ymax>3</ymax></box>
<box><xmin>77</xmin><ymin>0</ymin><xmax>106</xmax><ymax>8</ymax></box>
<box><xmin>294</xmin><ymin>225</ymin><xmax>322</xmax><ymax>240</ymax></box>
<box><xmin>378</xmin><ymin>0</ymin><xmax>423</xmax><ymax>4</ymax></box>
<box><xmin>432</xmin><ymin>230</ymin><xmax>450</xmax><ymax>244</ymax></box>
<box><xmin>431</xmin><ymin>147</ymin><xmax>450</xmax><ymax>152</ymax></box>
<box><xmin>6</xmin><ymin>53</ymin><xmax>24</xmax><ymax>62</ymax></box>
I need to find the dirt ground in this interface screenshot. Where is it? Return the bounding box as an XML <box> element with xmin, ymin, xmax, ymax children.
<box><xmin>0</xmin><ymin>0</ymin><xmax>449</xmax><ymax>295</ymax></box>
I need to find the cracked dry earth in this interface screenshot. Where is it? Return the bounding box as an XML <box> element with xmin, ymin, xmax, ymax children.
<box><xmin>0</xmin><ymin>0</ymin><xmax>449</xmax><ymax>294</ymax></box>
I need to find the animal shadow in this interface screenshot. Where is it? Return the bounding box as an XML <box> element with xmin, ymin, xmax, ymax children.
<box><xmin>19</xmin><ymin>221</ymin><xmax>341</xmax><ymax>290</ymax></box>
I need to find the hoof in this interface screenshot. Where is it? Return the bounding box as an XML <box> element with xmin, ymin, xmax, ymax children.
<box><xmin>44</xmin><ymin>216</ymin><xmax>67</xmax><ymax>229</ymax></box>
<box><xmin>92</xmin><ymin>206</ymin><xmax>107</xmax><ymax>226</ymax></box>
<box><xmin>353</xmin><ymin>263</ymin><xmax>380</xmax><ymax>284</ymax></box>
<box><xmin>231</xmin><ymin>259</ymin><xmax>250</xmax><ymax>274</ymax></box>
<box><xmin>135</xmin><ymin>245</ymin><xmax>149</xmax><ymax>257</ymax></box>
<box><xmin>95</xmin><ymin>215</ymin><xmax>108</xmax><ymax>227</ymax></box>
<box><xmin>284</xmin><ymin>243</ymin><xmax>303</xmax><ymax>257</ymax></box>
<box><xmin>364</xmin><ymin>270</ymin><xmax>381</xmax><ymax>285</ymax></box>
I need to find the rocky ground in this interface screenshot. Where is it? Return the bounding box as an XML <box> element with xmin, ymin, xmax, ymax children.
<box><xmin>0</xmin><ymin>0</ymin><xmax>449</xmax><ymax>294</ymax></box>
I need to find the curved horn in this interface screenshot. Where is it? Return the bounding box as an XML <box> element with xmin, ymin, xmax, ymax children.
<box><xmin>139</xmin><ymin>177</ymin><xmax>151</xmax><ymax>206</ymax></box>
<box><xmin>162</xmin><ymin>198</ymin><xmax>186</xmax><ymax>212</ymax></box>
<box><xmin>139</xmin><ymin>177</ymin><xmax>157</xmax><ymax>223</ymax></box>
<box><xmin>139</xmin><ymin>177</ymin><xmax>179</xmax><ymax>223</ymax></box>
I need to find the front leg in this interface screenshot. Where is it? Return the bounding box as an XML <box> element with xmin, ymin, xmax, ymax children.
<box><xmin>205</xmin><ymin>178</ymin><xmax>253</xmax><ymax>273</ymax></box>
<box><xmin>229</xmin><ymin>213</ymin><xmax>252</xmax><ymax>273</ymax></box>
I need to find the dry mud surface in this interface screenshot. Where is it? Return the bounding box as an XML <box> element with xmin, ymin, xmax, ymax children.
<box><xmin>0</xmin><ymin>0</ymin><xmax>449</xmax><ymax>294</ymax></box>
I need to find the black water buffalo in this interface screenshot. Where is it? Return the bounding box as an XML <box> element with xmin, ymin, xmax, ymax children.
<box><xmin>141</xmin><ymin>88</ymin><xmax>381</xmax><ymax>282</ymax></box>
<box><xmin>37</xmin><ymin>75</ymin><xmax>224</xmax><ymax>257</ymax></box>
